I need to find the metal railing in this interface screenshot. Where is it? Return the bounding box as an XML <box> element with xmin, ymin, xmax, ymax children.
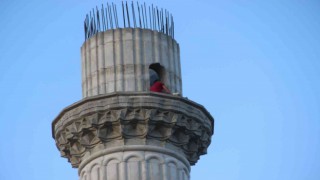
<box><xmin>84</xmin><ymin>1</ymin><xmax>175</xmax><ymax>40</ymax></box>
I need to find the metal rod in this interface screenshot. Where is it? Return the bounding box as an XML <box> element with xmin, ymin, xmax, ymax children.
<box><xmin>101</xmin><ymin>5</ymin><xmax>105</xmax><ymax>31</ymax></box>
<box><xmin>156</xmin><ymin>8</ymin><xmax>160</xmax><ymax>31</ymax></box>
<box><xmin>96</xmin><ymin>6</ymin><xmax>100</xmax><ymax>32</ymax></box>
<box><xmin>107</xmin><ymin>3</ymin><xmax>113</xmax><ymax>29</ymax></box>
<box><xmin>106</xmin><ymin>3</ymin><xmax>110</xmax><ymax>29</ymax></box>
<box><xmin>152</xmin><ymin>5</ymin><xmax>155</xmax><ymax>30</ymax></box>
<box><xmin>144</xmin><ymin>3</ymin><xmax>147</xmax><ymax>28</ymax></box>
<box><xmin>137</xmin><ymin>2</ymin><xmax>142</xmax><ymax>28</ymax></box>
<box><xmin>122</xmin><ymin>1</ymin><xmax>126</xmax><ymax>28</ymax></box>
<box><xmin>104</xmin><ymin>7</ymin><xmax>110</xmax><ymax>30</ymax></box>
<box><xmin>84</xmin><ymin>2</ymin><xmax>175</xmax><ymax>40</ymax></box>
<box><xmin>161</xmin><ymin>8</ymin><xmax>164</xmax><ymax>33</ymax></box>
<box><xmin>126</xmin><ymin>1</ymin><xmax>130</xmax><ymax>28</ymax></box>
<box><xmin>112</xmin><ymin>3</ymin><xmax>119</xmax><ymax>28</ymax></box>
<box><xmin>131</xmin><ymin>1</ymin><xmax>136</xmax><ymax>28</ymax></box>
<box><xmin>149</xmin><ymin>6</ymin><xmax>152</xmax><ymax>30</ymax></box>
<box><xmin>141</xmin><ymin>5</ymin><xmax>145</xmax><ymax>28</ymax></box>
<box><xmin>92</xmin><ymin>8</ymin><xmax>96</xmax><ymax>34</ymax></box>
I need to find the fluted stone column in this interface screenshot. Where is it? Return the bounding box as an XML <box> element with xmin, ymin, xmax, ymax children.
<box><xmin>81</xmin><ymin>29</ymin><xmax>182</xmax><ymax>98</ymax></box>
<box><xmin>52</xmin><ymin>28</ymin><xmax>214</xmax><ymax>180</ymax></box>
<box><xmin>79</xmin><ymin>146</ymin><xmax>190</xmax><ymax>180</ymax></box>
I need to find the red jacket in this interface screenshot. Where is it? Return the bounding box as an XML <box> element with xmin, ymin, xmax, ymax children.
<box><xmin>150</xmin><ymin>81</ymin><xmax>164</xmax><ymax>92</ymax></box>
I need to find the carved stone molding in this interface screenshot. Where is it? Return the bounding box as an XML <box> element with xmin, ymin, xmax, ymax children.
<box><xmin>52</xmin><ymin>92</ymin><xmax>214</xmax><ymax>168</ymax></box>
<box><xmin>79</xmin><ymin>146</ymin><xmax>190</xmax><ymax>180</ymax></box>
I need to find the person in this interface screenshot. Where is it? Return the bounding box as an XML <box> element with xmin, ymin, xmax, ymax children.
<box><xmin>150</xmin><ymin>80</ymin><xmax>171</xmax><ymax>94</ymax></box>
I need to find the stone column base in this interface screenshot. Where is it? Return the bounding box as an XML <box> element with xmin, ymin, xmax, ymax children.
<box><xmin>79</xmin><ymin>145</ymin><xmax>190</xmax><ymax>180</ymax></box>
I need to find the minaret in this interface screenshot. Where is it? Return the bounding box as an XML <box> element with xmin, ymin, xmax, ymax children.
<box><xmin>52</xmin><ymin>2</ymin><xmax>214</xmax><ymax>180</ymax></box>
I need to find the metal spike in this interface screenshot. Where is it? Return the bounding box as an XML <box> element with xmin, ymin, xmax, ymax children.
<box><xmin>161</xmin><ymin>8</ymin><xmax>164</xmax><ymax>33</ymax></box>
<box><xmin>149</xmin><ymin>6</ymin><xmax>152</xmax><ymax>30</ymax></box>
<box><xmin>131</xmin><ymin>1</ymin><xmax>136</xmax><ymax>28</ymax></box>
<box><xmin>152</xmin><ymin>5</ymin><xmax>155</xmax><ymax>30</ymax></box>
<box><xmin>107</xmin><ymin>3</ymin><xmax>113</xmax><ymax>29</ymax></box>
<box><xmin>141</xmin><ymin>5</ymin><xmax>145</xmax><ymax>28</ymax></box>
<box><xmin>101</xmin><ymin>5</ymin><xmax>105</xmax><ymax>31</ymax></box>
<box><xmin>126</xmin><ymin>1</ymin><xmax>130</xmax><ymax>28</ymax></box>
<box><xmin>104</xmin><ymin>7</ymin><xmax>110</xmax><ymax>30</ymax></box>
<box><xmin>137</xmin><ymin>2</ymin><xmax>142</xmax><ymax>28</ymax></box>
<box><xmin>83</xmin><ymin>2</ymin><xmax>175</xmax><ymax>40</ymax></box>
<box><xmin>144</xmin><ymin>3</ymin><xmax>147</xmax><ymax>28</ymax></box>
<box><xmin>112</xmin><ymin>3</ymin><xmax>119</xmax><ymax>28</ymax></box>
<box><xmin>96</xmin><ymin>6</ymin><xmax>100</xmax><ymax>32</ymax></box>
<box><xmin>157</xmin><ymin>8</ymin><xmax>160</xmax><ymax>31</ymax></box>
<box><xmin>122</xmin><ymin>1</ymin><xmax>126</xmax><ymax>28</ymax></box>
<box><xmin>166</xmin><ymin>10</ymin><xmax>168</xmax><ymax>35</ymax></box>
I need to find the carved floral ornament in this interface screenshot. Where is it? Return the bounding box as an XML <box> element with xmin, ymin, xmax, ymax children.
<box><xmin>52</xmin><ymin>93</ymin><xmax>214</xmax><ymax>168</ymax></box>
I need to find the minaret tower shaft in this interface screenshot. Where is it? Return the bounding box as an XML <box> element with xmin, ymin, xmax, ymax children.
<box><xmin>52</xmin><ymin>2</ymin><xmax>214</xmax><ymax>180</ymax></box>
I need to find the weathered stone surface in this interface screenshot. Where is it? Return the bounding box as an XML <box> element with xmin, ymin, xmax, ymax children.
<box><xmin>54</xmin><ymin>19</ymin><xmax>214</xmax><ymax>180</ymax></box>
<box><xmin>52</xmin><ymin>92</ymin><xmax>214</xmax><ymax>168</ymax></box>
<box><xmin>79</xmin><ymin>146</ymin><xmax>190</xmax><ymax>180</ymax></box>
<box><xmin>81</xmin><ymin>29</ymin><xmax>182</xmax><ymax>98</ymax></box>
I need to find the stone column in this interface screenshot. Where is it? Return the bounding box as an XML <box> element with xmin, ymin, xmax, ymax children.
<box><xmin>53</xmin><ymin>21</ymin><xmax>213</xmax><ymax>180</ymax></box>
<box><xmin>79</xmin><ymin>146</ymin><xmax>190</xmax><ymax>180</ymax></box>
<box><xmin>52</xmin><ymin>93</ymin><xmax>213</xmax><ymax>180</ymax></box>
<box><xmin>81</xmin><ymin>29</ymin><xmax>182</xmax><ymax>98</ymax></box>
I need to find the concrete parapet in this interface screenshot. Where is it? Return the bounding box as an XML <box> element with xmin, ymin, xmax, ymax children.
<box><xmin>81</xmin><ymin>29</ymin><xmax>182</xmax><ymax>98</ymax></box>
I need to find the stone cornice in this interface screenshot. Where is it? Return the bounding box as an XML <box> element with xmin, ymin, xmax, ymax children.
<box><xmin>52</xmin><ymin>92</ymin><xmax>214</xmax><ymax>138</ymax></box>
<box><xmin>52</xmin><ymin>92</ymin><xmax>214</xmax><ymax>167</ymax></box>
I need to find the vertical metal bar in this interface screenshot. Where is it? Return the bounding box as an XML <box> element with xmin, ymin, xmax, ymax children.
<box><xmin>126</xmin><ymin>1</ymin><xmax>130</xmax><ymax>28</ymax></box>
<box><xmin>162</xmin><ymin>9</ymin><xmax>165</xmax><ymax>33</ymax></box>
<box><xmin>84</xmin><ymin>20</ymin><xmax>86</xmax><ymax>40</ymax></box>
<box><xmin>106</xmin><ymin>3</ymin><xmax>110</xmax><ymax>29</ymax></box>
<box><xmin>110</xmin><ymin>3</ymin><xmax>114</xmax><ymax>29</ymax></box>
<box><xmin>149</xmin><ymin>6</ymin><xmax>152</xmax><ymax>30</ymax></box>
<box><xmin>172</xmin><ymin>16</ymin><xmax>174</xmax><ymax>39</ymax></box>
<box><xmin>141</xmin><ymin>4</ymin><xmax>145</xmax><ymax>28</ymax></box>
<box><xmin>87</xmin><ymin>14</ymin><xmax>90</xmax><ymax>39</ymax></box>
<box><xmin>96</xmin><ymin>6</ymin><xmax>100</xmax><ymax>32</ymax></box>
<box><xmin>89</xmin><ymin>12</ymin><xmax>91</xmax><ymax>38</ymax></box>
<box><xmin>92</xmin><ymin>8</ymin><xmax>96</xmax><ymax>34</ymax></box>
<box><xmin>165</xmin><ymin>10</ymin><xmax>168</xmax><ymax>35</ymax></box>
<box><xmin>122</xmin><ymin>1</ymin><xmax>126</xmax><ymax>28</ymax></box>
<box><xmin>112</xmin><ymin>3</ymin><xmax>119</xmax><ymax>28</ymax></box>
<box><xmin>105</xmin><ymin>8</ymin><xmax>109</xmax><ymax>30</ymax></box>
<box><xmin>160</xmin><ymin>8</ymin><xmax>162</xmax><ymax>32</ymax></box>
<box><xmin>101</xmin><ymin>5</ymin><xmax>105</xmax><ymax>31</ymax></box>
<box><xmin>168</xmin><ymin>13</ymin><xmax>170</xmax><ymax>36</ymax></box>
<box><xmin>137</xmin><ymin>2</ymin><xmax>142</xmax><ymax>28</ymax></box>
<box><xmin>85</xmin><ymin>15</ymin><xmax>88</xmax><ymax>39</ymax></box>
<box><xmin>90</xmin><ymin>16</ymin><xmax>94</xmax><ymax>38</ymax></box>
<box><xmin>144</xmin><ymin>2</ymin><xmax>148</xmax><ymax>28</ymax></box>
<box><xmin>107</xmin><ymin>3</ymin><xmax>113</xmax><ymax>29</ymax></box>
<box><xmin>161</xmin><ymin>8</ymin><xmax>164</xmax><ymax>33</ymax></box>
<box><xmin>151</xmin><ymin>4</ymin><xmax>154</xmax><ymax>30</ymax></box>
<box><xmin>157</xmin><ymin>8</ymin><xmax>160</xmax><ymax>31</ymax></box>
<box><xmin>166</xmin><ymin>10</ymin><xmax>168</xmax><ymax>35</ymax></box>
<box><xmin>153</xmin><ymin>6</ymin><xmax>156</xmax><ymax>30</ymax></box>
<box><xmin>170</xmin><ymin>14</ymin><xmax>172</xmax><ymax>37</ymax></box>
<box><xmin>169</xmin><ymin>13</ymin><xmax>171</xmax><ymax>36</ymax></box>
<box><xmin>131</xmin><ymin>1</ymin><xmax>136</xmax><ymax>28</ymax></box>
<box><xmin>154</xmin><ymin>7</ymin><xmax>157</xmax><ymax>31</ymax></box>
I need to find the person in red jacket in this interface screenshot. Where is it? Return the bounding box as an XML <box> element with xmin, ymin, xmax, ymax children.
<box><xmin>150</xmin><ymin>80</ymin><xmax>171</xmax><ymax>94</ymax></box>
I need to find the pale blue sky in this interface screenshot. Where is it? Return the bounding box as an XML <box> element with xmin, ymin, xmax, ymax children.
<box><xmin>0</xmin><ymin>0</ymin><xmax>319</xmax><ymax>180</ymax></box>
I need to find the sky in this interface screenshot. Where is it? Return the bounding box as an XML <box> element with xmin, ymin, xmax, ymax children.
<box><xmin>0</xmin><ymin>0</ymin><xmax>319</xmax><ymax>180</ymax></box>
